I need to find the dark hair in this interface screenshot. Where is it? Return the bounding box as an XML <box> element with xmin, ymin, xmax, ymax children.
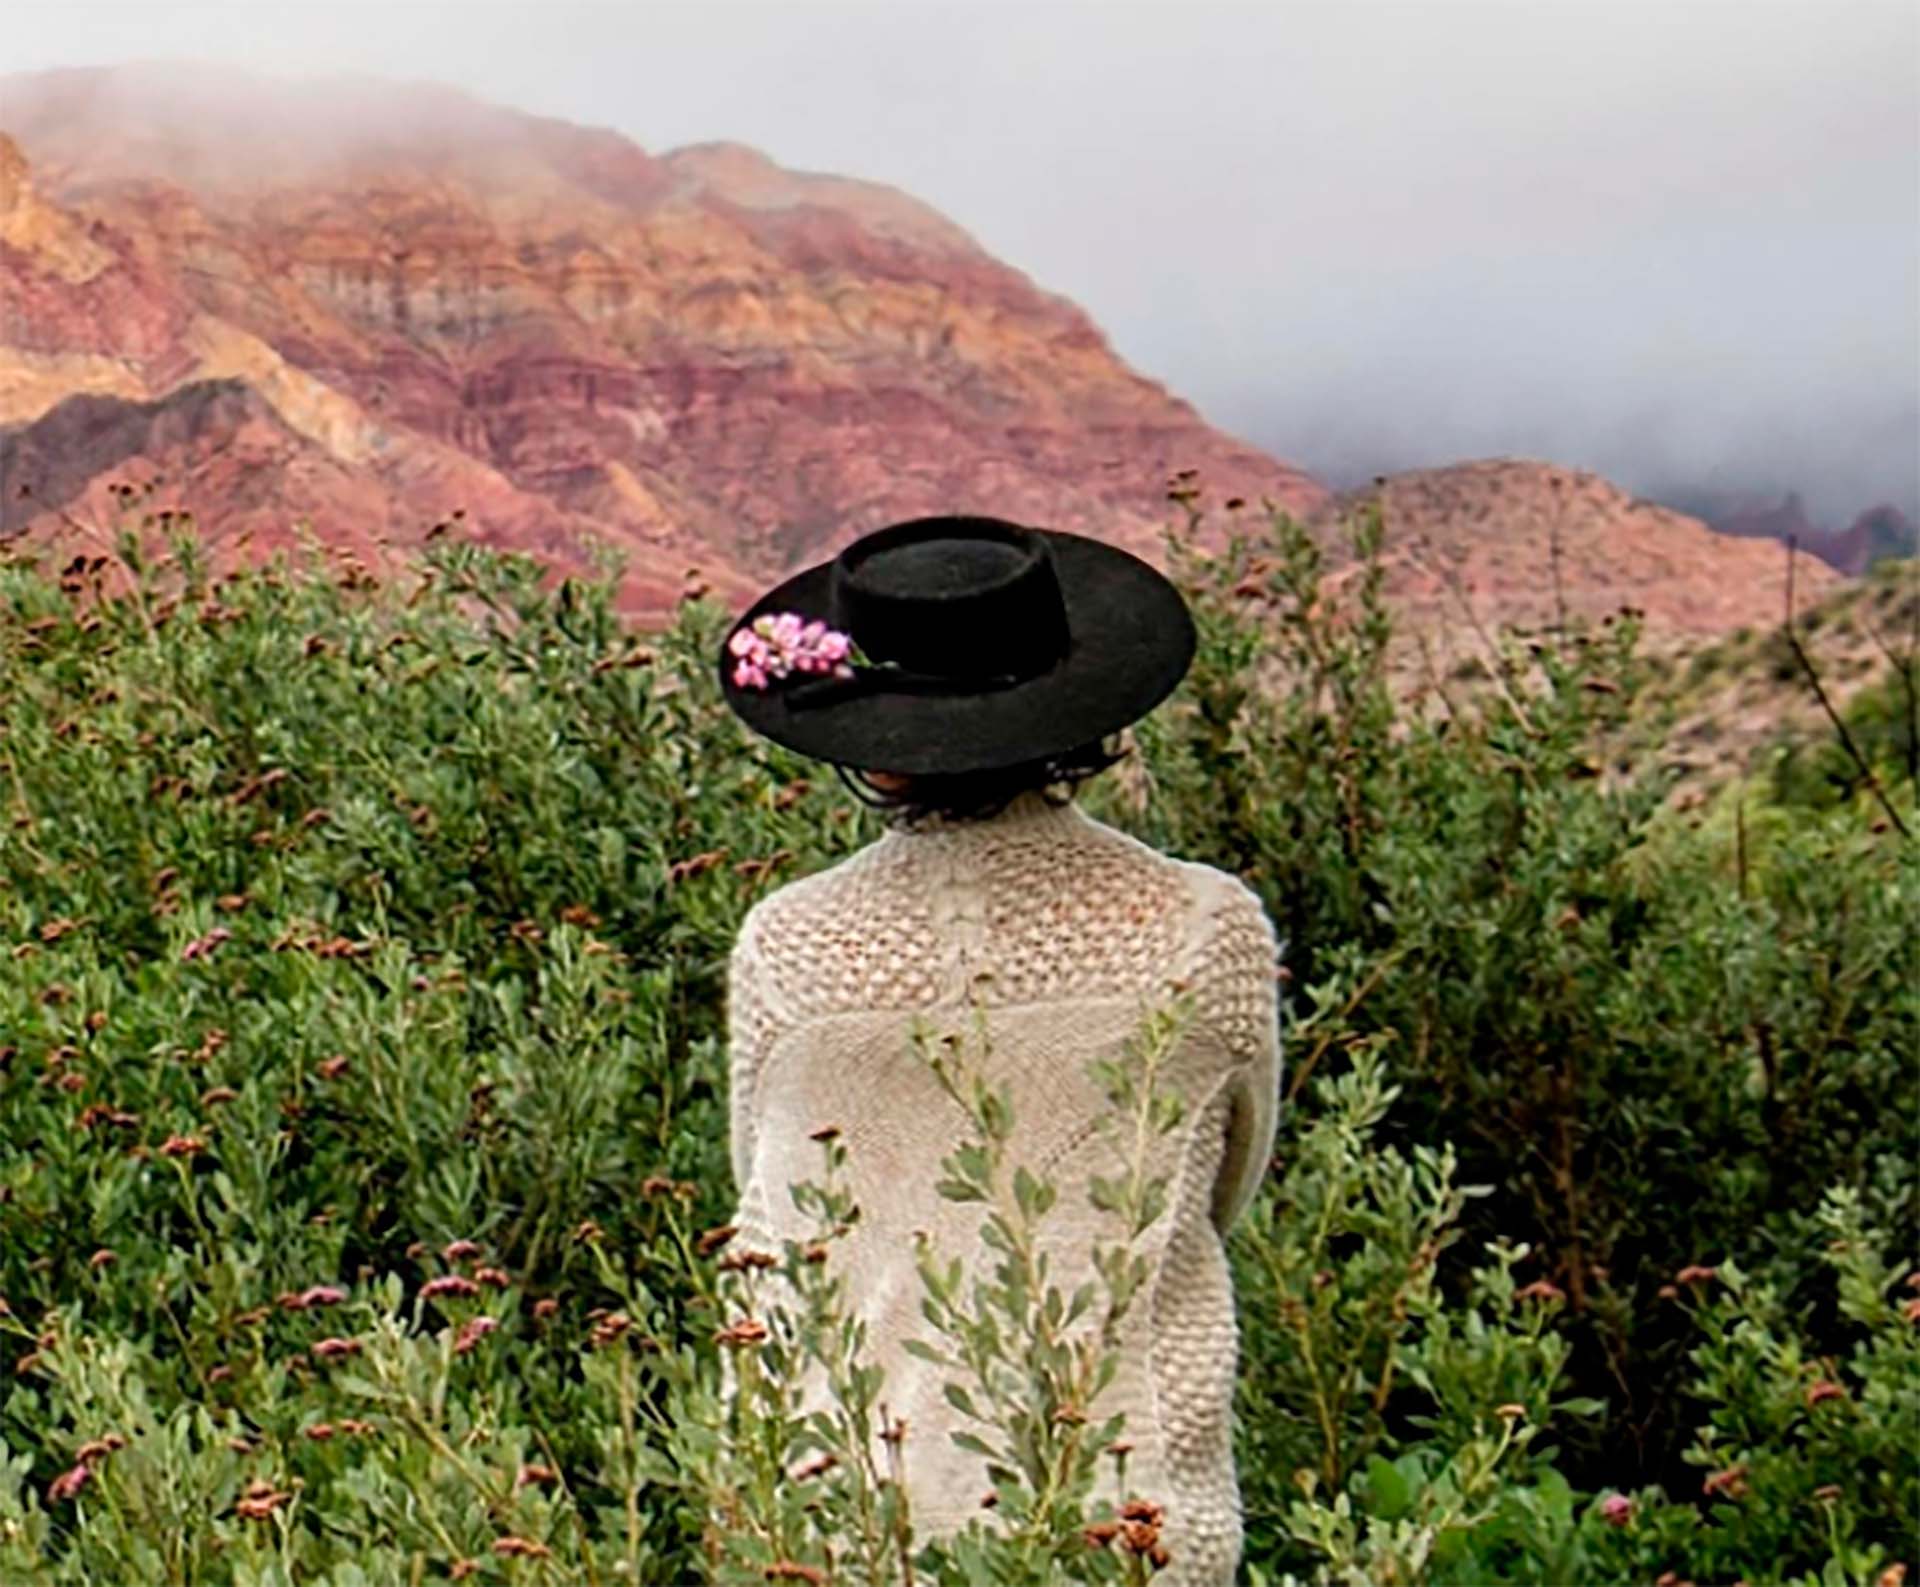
<box><xmin>833</xmin><ymin>735</ymin><xmax>1128</xmax><ymax>825</ymax></box>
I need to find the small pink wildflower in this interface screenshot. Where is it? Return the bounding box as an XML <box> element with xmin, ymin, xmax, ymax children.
<box><xmin>453</xmin><ymin>1315</ymin><xmax>498</xmax><ymax>1355</ymax></box>
<box><xmin>441</xmin><ymin>1239</ymin><xmax>482</xmax><ymax>1263</ymax></box>
<box><xmin>1600</xmin><ymin>1493</ymin><xmax>1634</xmax><ymax>1526</ymax></box>
<box><xmin>181</xmin><ymin>928</ymin><xmax>233</xmax><ymax>963</ymax></box>
<box><xmin>421</xmin><ymin>1274</ymin><xmax>481</xmax><ymax>1301</ymax></box>
<box><xmin>299</xmin><ymin>1284</ymin><xmax>347</xmax><ymax>1308</ymax></box>
<box><xmin>311</xmin><ymin>1337</ymin><xmax>361</xmax><ymax>1360</ymax></box>
<box><xmin>728</xmin><ymin>611</ymin><xmax>858</xmax><ymax>690</ymax></box>
<box><xmin>49</xmin><ymin>1463</ymin><xmax>91</xmax><ymax>1502</ymax></box>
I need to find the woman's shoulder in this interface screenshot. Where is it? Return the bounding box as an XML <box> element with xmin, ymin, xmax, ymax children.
<box><xmin>1075</xmin><ymin>813</ymin><xmax>1272</xmax><ymax>920</ymax></box>
<box><xmin>739</xmin><ymin>840</ymin><xmax>874</xmax><ymax>927</ymax></box>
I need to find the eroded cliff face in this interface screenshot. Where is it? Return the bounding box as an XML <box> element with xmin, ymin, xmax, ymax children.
<box><xmin>0</xmin><ymin>131</ymin><xmax>200</xmax><ymax>418</ymax></box>
<box><xmin>1</xmin><ymin>65</ymin><xmax>1319</xmax><ymax>617</ymax></box>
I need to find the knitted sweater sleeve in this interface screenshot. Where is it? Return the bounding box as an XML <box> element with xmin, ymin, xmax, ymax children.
<box><xmin>1188</xmin><ymin>872</ymin><xmax>1283</xmax><ymax>1232</ymax></box>
<box><xmin>725</xmin><ymin>900</ymin><xmax>792</xmax><ymax>1195</ymax></box>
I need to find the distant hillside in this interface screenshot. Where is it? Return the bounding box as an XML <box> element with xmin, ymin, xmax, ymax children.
<box><xmin>1650</xmin><ymin>560</ymin><xmax>1919</xmax><ymax>790</ymax></box>
<box><xmin>1302</xmin><ymin>460</ymin><xmax>1843</xmax><ymax>670</ymax></box>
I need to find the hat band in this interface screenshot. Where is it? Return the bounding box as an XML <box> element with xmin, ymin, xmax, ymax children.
<box><xmin>782</xmin><ymin>661</ymin><xmax>1028</xmax><ymax>711</ymax></box>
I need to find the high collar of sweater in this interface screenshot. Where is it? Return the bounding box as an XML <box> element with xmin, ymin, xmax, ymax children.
<box><xmin>873</xmin><ymin>787</ymin><xmax>1091</xmax><ymax>847</ymax></box>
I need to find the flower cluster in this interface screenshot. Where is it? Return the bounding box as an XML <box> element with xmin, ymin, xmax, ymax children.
<box><xmin>727</xmin><ymin>612</ymin><xmax>855</xmax><ymax>690</ymax></box>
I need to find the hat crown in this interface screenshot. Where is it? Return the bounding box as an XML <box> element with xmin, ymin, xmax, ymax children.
<box><xmin>832</xmin><ymin>516</ymin><xmax>1069</xmax><ymax>679</ymax></box>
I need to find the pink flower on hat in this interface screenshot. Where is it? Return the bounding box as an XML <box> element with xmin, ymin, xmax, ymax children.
<box><xmin>729</xmin><ymin>611</ymin><xmax>857</xmax><ymax>690</ymax></box>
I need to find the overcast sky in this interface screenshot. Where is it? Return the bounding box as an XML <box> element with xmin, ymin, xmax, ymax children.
<box><xmin>7</xmin><ymin>1</ymin><xmax>1917</xmax><ymax>523</ymax></box>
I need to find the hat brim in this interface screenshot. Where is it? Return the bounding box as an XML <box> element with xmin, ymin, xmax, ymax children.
<box><xmin>717</xmin><ymin>530</ymin><xmax>1196</xmax><ymax>776</ymax></box>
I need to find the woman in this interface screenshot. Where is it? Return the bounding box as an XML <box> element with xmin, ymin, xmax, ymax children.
<box><xmin>716</xmin><ymin>515</ymin><xmax>1281</xmax><ymax>1584</ymax></box>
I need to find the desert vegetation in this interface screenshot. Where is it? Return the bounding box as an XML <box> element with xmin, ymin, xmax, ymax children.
<box><xmin>0</xmin><ymin>500</ymin><xmax>1913</xmax><ymax>1584</ymax></box>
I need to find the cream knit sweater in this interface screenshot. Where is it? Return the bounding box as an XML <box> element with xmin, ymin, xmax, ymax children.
<box><xmin>725</xmin><ymin>788</ymin><xmax>1281</xmax><ymax>1584</ymax></box>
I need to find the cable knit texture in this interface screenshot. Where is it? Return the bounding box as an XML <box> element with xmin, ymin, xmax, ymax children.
<box><xmin>726</xmin><ymin>789</ymin><xmax>1281</xmax><ymax>1585</ymax></box>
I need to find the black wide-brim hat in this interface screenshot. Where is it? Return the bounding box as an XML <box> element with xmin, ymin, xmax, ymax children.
<box><xmin>717</xmin><ymin>515</ymin><xmax>1196</xmax><ymax>777</ymax></box>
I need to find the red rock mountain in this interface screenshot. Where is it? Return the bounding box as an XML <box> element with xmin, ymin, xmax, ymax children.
<box><xmin>1306</xmin><ymin>460</ymin><xmax>1841</xmax><ymax>658</ymax></box>
<box><xmin>0</xmin><ymin>64</ymin><xmax>1319</xmax><ymax>616</ymax></box>
<box><xmin>0</xmin><ymin>65</ymin><xmax>1850</xmax><ymax>647</ymax></box>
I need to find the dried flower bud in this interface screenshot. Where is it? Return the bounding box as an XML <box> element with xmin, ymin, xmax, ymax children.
<box><xmin>696</xmin><ymin>1224</ymin><xmax>739</xmax><ymax>1256</ymax></box>
<box><xmin>299</xmin><ymin>1285</ymin><xmax>347</xmax><ymax>1308</ymax></box>
<box><xmin>719</xmin><ymin>1249</ymin><xmax>779</xmax><ymax>1273</ymax></box>
<box><xmin>453</xmin><ymin>1315</ymin><xmax>498</xmax><ymax>1355</ymax></box>
<box><xmin>48</xmin><ymin>1463</ymin><xmax>91</xmax><ymax>1502</ymax></box>
<box><xmin>1703</xmin><ymin>1464</ymin><xmax>1750</xmax><ymax>1500</ymax></box>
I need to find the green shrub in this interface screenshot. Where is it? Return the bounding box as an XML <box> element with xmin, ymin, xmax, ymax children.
<box><xmin>0</xmin><ymin>504</ymin><xmax>1912</xmax><ymax>1583</ymax></box>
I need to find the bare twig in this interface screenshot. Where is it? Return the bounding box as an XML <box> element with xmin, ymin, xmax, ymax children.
<box><xmin>1782</xmin><ymin>538</ymin><xmax>1909</xmax><ymax>837</ymax></box>
<box><xmin>1855</xmin><ymin>600</ymin><xmax>1919</xmax><ymax>788</ymax></box>
<box><xmin>1548</xmin><ymin>474</ymin><xmax>1569</xmax><ymax>637</ymax></box>
<box><xmin>1405</xmin><ymin>535</ymin><xmax>1538</xmax><ymax>736</ymax></box>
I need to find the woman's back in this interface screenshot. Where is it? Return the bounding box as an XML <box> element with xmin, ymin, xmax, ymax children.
<box><xmin>727</xmin><ymin>789</ymin><xmax>1280</xmax><ymax>1585</ymax></box>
